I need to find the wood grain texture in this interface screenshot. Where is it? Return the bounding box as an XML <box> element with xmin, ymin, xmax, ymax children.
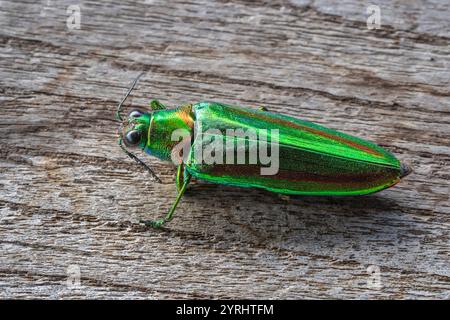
<box><xmin>0</xmin><ymin>0</ymin><xmax>449</xmax><ymax>299</ymax></box>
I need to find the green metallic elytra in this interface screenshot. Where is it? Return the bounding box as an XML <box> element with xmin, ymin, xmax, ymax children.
<box><xmin>116</xmin><ymin>75</ymin><xmax>411</xmax><ymax>228</ymax></box>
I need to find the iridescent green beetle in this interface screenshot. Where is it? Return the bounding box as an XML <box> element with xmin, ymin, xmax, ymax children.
<box><xmin>116</xmin><ymin>74</ymin><xmax>411</xmax><ymax>228</ymax></box>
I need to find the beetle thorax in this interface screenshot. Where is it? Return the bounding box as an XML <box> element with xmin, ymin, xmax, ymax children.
<box><xmin>145</xmin><ymin>105</ymin><xmax>194</xmax><ymax>162</ymax></box>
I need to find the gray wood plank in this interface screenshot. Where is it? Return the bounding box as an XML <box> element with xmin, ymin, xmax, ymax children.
<box><xmin>0</xmin><ymin>0</ymin><xmax>449</xmax><ymax>299</ymax></box>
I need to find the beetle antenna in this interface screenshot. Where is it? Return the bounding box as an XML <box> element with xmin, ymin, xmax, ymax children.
<box><xmin>116</xmin><ymin>72</ymin><xmax>162</xmax><ymax>183</ymax></box>
<box><xmin>115</xmin><ymin>72</ymin><xmax>145</xmax><ymax>121</ymax></box>
<box><xmin>118</xmin><ymin>137</ymin><xmax>162</xmax><ymax>183</ymax></box>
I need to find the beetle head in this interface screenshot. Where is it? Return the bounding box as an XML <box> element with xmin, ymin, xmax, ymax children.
<box><xmin>122</xmin><ymin>109</ymin><xmax>151</xmax><ymax>149</ymax></box>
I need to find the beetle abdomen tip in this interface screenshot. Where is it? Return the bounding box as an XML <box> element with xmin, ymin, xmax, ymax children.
<box><xmin>400</xmin><ymin>162</ymin><xmax>412</xmax><ymax>178</ymax></box>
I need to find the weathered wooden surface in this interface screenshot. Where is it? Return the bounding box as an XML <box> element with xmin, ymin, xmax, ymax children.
<box><xmin>0</xmin><ymin>0</ymin><xmax>449</xmax><ymax>299</ymax></box>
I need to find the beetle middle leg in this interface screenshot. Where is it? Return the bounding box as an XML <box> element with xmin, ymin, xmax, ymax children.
<box><xmin>140</xmin><ymin>169</ymin><xmax>192</xmax><ymax>228</ymax></box>
<box><xmin>277</xmin><ymin>194</ymin><xmax>290</xmax><ymax>202</ymax></box>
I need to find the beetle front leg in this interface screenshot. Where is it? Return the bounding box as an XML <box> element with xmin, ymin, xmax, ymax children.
<box><xmin>176</xmin><ymin>164</ymin><xmax>186</xmax><ymax>192</ymax></box>
<box><xmin>259</xmin><ymin>106</ymin><xmax>268</xmax><ymax>111</ymax></box>
<box><xmin>149</xmin><ymin>99</ymin><xmax>166</xmax><ymax>110</ymax></box>
<box><xmin>140</xmin><ymin>170</ymin><xmax>191</xmax><ymax>228</ymax></box>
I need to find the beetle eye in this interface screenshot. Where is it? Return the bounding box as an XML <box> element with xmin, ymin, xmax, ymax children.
<box><xmin>124</xmin><ymin>130</ymin><xmax>141</xmax><ymax>146</ymax></box>
<box><xmin>128</xmin><ymin>110</ymin><xmax>144</xmax><ymax>118</ymax></box>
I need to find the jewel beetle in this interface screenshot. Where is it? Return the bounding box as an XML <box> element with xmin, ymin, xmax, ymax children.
<box><xmin>116</xmin><ymin>74</ymin><xmax>411</xmax><ymax>228</ymax></box>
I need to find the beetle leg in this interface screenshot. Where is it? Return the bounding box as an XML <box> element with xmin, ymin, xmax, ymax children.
<box><xmin>140</xmin><ymin>171</ymin><xmax>191</xmax><ymax>228</ymax></box>
<box><xmin>176</xmin><ymin>164</ymin><xmax>185</xmax><ymax>192</ymax></box>
<box><xmin>149</xmin><ymin>99</ymin><xmax>166</xmax><ymax>110</ymax></box>
<box><xmin>278</xmin><ymin>194</ymin><xmax>290</xmax><ymax>202</ymax></box>
<box><xmin>258</xmin><ymin>106</ymin><xmax>268</xmax><ymax>111</ymax></box>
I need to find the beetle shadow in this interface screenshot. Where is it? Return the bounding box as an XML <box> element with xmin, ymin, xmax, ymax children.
<box><xmin>179</xmin><ymin>182</ymin><xmax>413</xmax><ymax>249</ymax></box>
